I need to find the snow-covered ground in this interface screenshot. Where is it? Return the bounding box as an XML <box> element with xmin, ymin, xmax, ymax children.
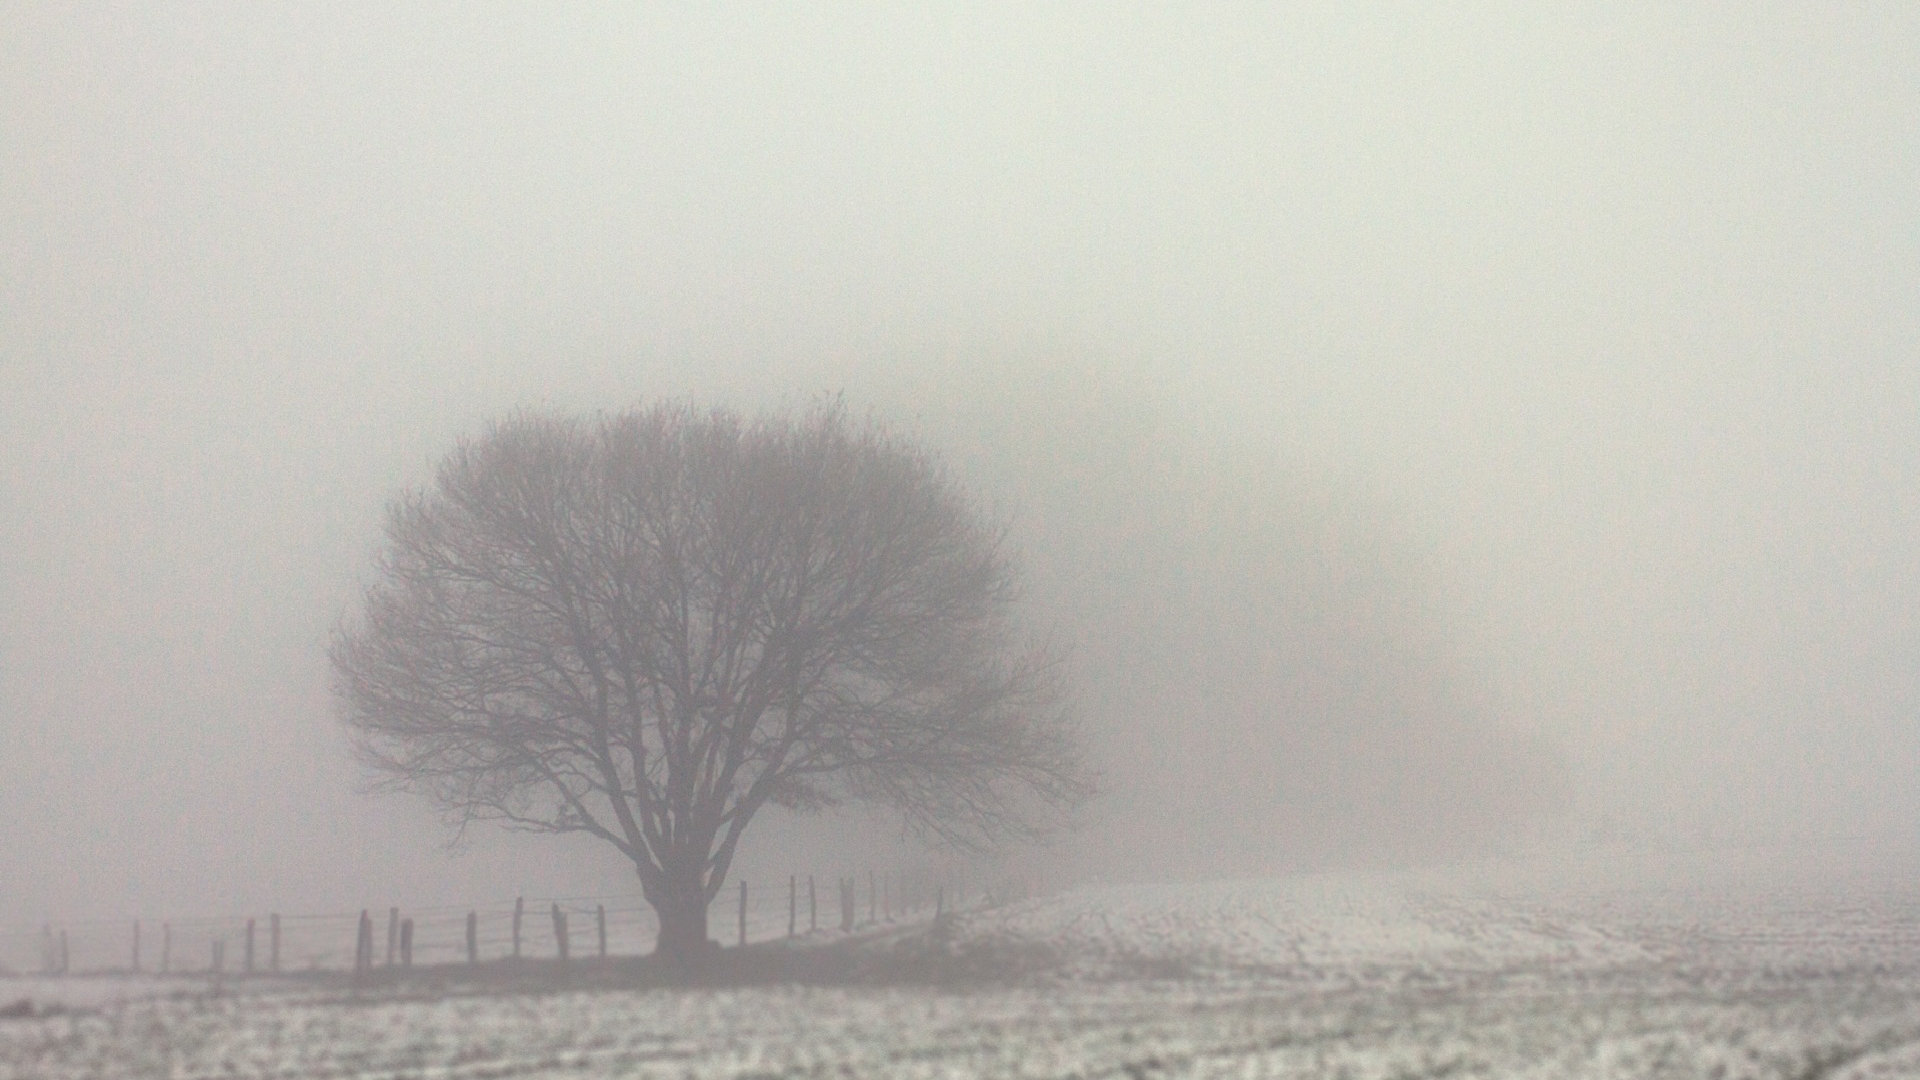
<box><xmin>936</xmin><ymin>869</ymin><xmax>1920</xmax><ymax>979</ymax></box>
<box><xmin>7</xmin><ymin>867</ymin><xmax>1920</xmax><ymax>1078</ymax></box>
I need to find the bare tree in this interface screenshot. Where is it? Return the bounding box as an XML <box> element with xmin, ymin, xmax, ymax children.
<box><xmin>332</xmin><ymin>402</ymin><xmax>1085</xmax><ymax>963</ymax></box>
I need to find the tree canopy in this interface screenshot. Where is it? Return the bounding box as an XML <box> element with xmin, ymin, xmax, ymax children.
<box><xmin>331</xmin><ymin>402</ymin><xmax>1086</xmax><ymax>959</ymax></box>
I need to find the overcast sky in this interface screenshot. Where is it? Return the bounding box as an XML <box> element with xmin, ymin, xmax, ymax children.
<box><xmin>4</xmin><ymin>4</ymin><xmax>1918</xmax><ymax>930</ymax></box>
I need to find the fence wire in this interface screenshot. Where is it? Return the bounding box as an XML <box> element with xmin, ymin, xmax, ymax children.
<box><xmin>0</xmin><ymin>869</ymin><xmax>1008</xmax><ymax>978</ymax></box>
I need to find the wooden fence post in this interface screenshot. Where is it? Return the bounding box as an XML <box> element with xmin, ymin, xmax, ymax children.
<box><xmin>788</xmin><ymin>875</ymin><xmax>796</xmax><ymax>938</ymax></box>
<box><xmin>355</xmin><ymin>910</ymin><xmax>372</xmax><ymax>975</ymax></box>
<box><xmin>552</xmin><ymin>903</ymin><xmax>568</xmax><ymax>961</ymax></box>
<box><xmin>400</xmin><ymin>919</ymin><xmax>413</xmax><ymax>968</ymax></box>
<box><xmin>512</xmin><ymin>897</ymin><xmax>524</xmax><ymax>958</ymax></box>
<box><xmin>245</xmin><ymin>918</ymin><xmax>256</xmax><ymax>974</ymax></box>
<box><xmin>808</xmin><ymin>875</ymin><xmax>817</xmax><ymax>932</ymax></box>
<box><xmin>738</xmin><ymin>880</ymin><xmax>747</xmax><ymax>947</ymax></box>
<box><xmin>869</xmin><ymin>871</ymin><xmax>876</xmax><ymax>925</ymax></box>
<box><xmin>386</xmin><ymin>908</ymin><xmax>398</xmax><ymax>966</ymax></box>
<box><xmin>132</xmin><ymin>920</ymin><xmax>141</xmax><ymax>973</ymax></box>
<box><xmin>270</xmin><ymin>914</ymin><xmax>280</xmax><ymax>973</ymax></box>
<box><xmin>466</xmin><ymin>911</ymin><xmax>478</xmax><ymax>964</ymax></box>
<box><xmin>597</xmin><ymin>905</ymin><xmax>607</xmax><ymax>958</ymax></box>
<box><xmin>162</xmin><ymin>922</ymin><xmax>171</xmax><ymax>974</ymax></box>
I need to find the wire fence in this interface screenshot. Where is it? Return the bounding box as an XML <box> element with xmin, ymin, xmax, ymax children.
<box><xmin>0</xmin><ymin>868</ymin><xmax>1019</xmax><ymax>978</ymax></box>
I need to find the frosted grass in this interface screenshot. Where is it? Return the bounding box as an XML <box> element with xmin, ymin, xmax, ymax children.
<box><xmin>7</xmin><ymin>876</ymin><xmax>1920</xmax><ymax>1079</ymax></box>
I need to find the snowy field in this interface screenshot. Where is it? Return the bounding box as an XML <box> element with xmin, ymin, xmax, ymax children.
<box><xmin>7</xmin><ymin>867</ymin><xmax>1920</xmax><ymax>1079</ymax></box>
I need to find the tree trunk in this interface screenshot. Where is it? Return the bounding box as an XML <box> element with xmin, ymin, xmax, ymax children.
<box><xmin>649</xmin><ymin>869</ymin><xmax>713</xmax><ymax>969</ymax></box>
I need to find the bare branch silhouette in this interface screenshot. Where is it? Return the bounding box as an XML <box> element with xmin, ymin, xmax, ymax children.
<box><xmin>332</xmin><ymin>401</ymin><xmax>1087</xmax><ymax>964</ymax></box>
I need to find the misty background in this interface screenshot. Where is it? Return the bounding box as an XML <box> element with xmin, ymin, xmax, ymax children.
<box><xmin>4</xmin><ymin>5</ymin><xmax>1917</xmax><ymax>925</ymax></box>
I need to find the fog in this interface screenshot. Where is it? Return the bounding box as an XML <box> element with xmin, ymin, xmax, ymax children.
<box><xmin>4</xmin><ymin>5</ymin><xmax>1918</xmax><ymax>926</ymax></box>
